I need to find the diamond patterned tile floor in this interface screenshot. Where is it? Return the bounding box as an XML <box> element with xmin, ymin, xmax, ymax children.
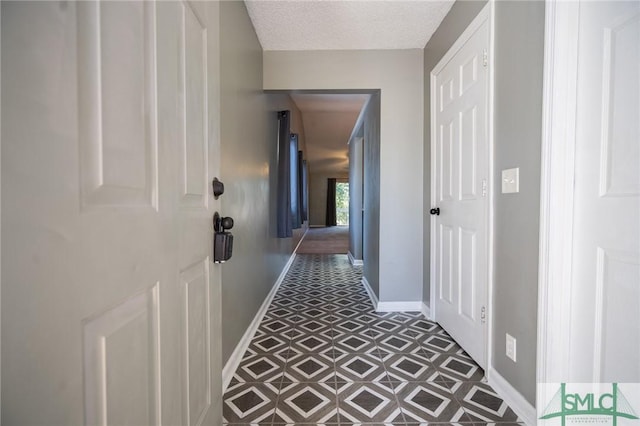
<box><xmin>223</xmin><ymin>254</ymin><xmax>522</xmax><ymax>425</ymax></box>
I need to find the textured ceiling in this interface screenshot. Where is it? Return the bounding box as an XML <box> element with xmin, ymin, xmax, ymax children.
<box><xmin>290</xmin><ymin>94</ymin><xmax>368</xmax><ymax>174</ymax></box>
<box><xmin>244</xmin><ymin>0</ymin><xmax>455</xmax><ymax>51</ymax></box>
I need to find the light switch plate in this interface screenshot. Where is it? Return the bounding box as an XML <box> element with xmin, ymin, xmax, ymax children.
<box><xmin>502</xmin><ymin>168</ymin><xmax>519</xmax><ymax>193</ymax></box>
<box><xmin>506</xmin><ymin>333</ymin><xmax>517</xmax><ymax>362</ymax></box>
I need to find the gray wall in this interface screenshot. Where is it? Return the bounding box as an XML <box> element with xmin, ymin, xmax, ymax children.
<box><xmin>492</xmin><ymin>1</ymin><xmax>544</xmax><ymax>405</ymax></box>
<box><xmin>362</xmin><ymin>95</ymin><xmax>381</xmax><ymax>298</ymax></box>
<box><xmin>423</xmin><ymin>0</ymin><xmax>544</xmax><ymax>406</ymax></box>
<box><xmin>423</xmin><ymin>0</ymin><xmax>488</xmax><ymax>305</ymax></box>
<box><xmin>348</xmin><ymin>136</ymin><xmax>364</xmax><ymax>261</ymax></box>
<box><xmin>219</xmin><ymin>1</ymin><xmax>306</xmax><ymax>364</ymax></box>
<box><xmin>309</xmin><ymin>172</ymin><xmax>349</xmax><ymax>227</ymax></box>
<box><xmin>264</xmin><ymin>49</ymin><xmax>423</xmax><ymax>304</ymax></box>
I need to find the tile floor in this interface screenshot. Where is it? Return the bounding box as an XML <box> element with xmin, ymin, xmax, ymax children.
<box><xmin>223</xmin><ymin>254</ymin><xmax>522</xmax><ymax>425</ymax></box>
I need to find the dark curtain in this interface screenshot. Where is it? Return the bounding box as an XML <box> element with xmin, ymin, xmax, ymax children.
<box><xmin>298</xmin><ymin>151</ymin><xmax>305</xmax><ymax>222</ymax></box>
<box><xmin>302</xmin><ymin>160</ymin><xmax>309</xmax><ymax>222</ymax></box>
<box><xmin>326</xmin><ymin>178</ymin><xmax>337</xmax><ymax>227</ymax></box>
<box><xmin>290</xmin><ymin>134</ymin><xmax>301</xmax><ymax>229</ymax></box>
<box><xmin>276</xmin><ymin>111</ymin><xmax>292</xmax><ymax>238</ymax></box>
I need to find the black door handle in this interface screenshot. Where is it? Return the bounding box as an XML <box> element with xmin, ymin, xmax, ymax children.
<box><xmin>430</xmin><ymin>208</ymin><xmax>440</xmax><ymax>216</ymax></box>
<box><xmin>213</xmin><ymin>212</ymin><xmax>234</xmax><ymax>263</ymax></box>
<box><xmin>214</xmin><ymin>212</ymin><xmax>234</xmax><ymax>232</ymax></box>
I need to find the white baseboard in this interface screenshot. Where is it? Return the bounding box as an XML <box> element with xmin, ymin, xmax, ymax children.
<box><xmin>376</xmin><ymin>300</ymin><xmax>423</xmax><ymax>312</ymax></box>
<box><xmin>361</xmin><ymin>277</ymin><xmax>422</xmax><ymax>313</ymax></box>
<box><xmin>421</xmin><ymin>302</ymin><xmax>432</xmax><ymax>320</ymax></box>
<box><xmin>487</xmin><ymin>367</ymin><xmax>536</xmax><ymax>426</ymax></box>
<box><xmin>347</xmin><ymin>251</ymin><xmax>363</xmax><ymax>266</ymax></box>
<box><xmin>221</xmin><ymin>252</ymin><xmax>297</xmax><ymax>392</ymax></box>
<box><xmin>361</xmin><ymin>276</ymin><xmax>378</xmax><ymax>309</ymax></box>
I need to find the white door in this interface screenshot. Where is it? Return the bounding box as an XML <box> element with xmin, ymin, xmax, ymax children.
<box><xmin>2</xmin><ymin>1</ymin><xmax>222</xmax><ymax>424</ymax></box>
<box><xmin>568</xmin><ymin>0</ymin><xmax>640</xmax><ymax>382</ymax></box>
<box><xmin>431</xmin><ymin>9</ymin><xmax>490</xmax><ymax>369</ymax></box>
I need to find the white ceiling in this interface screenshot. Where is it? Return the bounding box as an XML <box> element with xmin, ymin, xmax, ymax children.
<box><xmin>290</xmin><ymin>93</ymin><xmax>369</xmax><ymax>112</ymax></box>
<box><xmin>290</xmin><ymin>94</ymin><xmax>368</xmax><ymax>174</ymax></box>
<box><xmin>244</xmin><ymin>0</ymin><xmax>455</xmax><ymax>51</ymax></box>
<box><xmin>298</xmin><ymin>110</ymin><xmax>362</xmax><ymax>174</ymax></box>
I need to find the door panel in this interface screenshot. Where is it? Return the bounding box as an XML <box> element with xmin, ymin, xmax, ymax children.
<box><xmin>2</xmin><ymin>1</ymin><xmax>221</xmax><ymax>424</ymax></box>
<box><xmin>459</xmin><ymin>228</ymin><xmax>477</xmax><ymax>322</ymax></box>
<box><xmin>570</xmin><ymin>1</ymin><xmax>639</xmax><ymax>382</ymax></box>
<box><xmin>432</xmin><ymin>14</ymin><xmax>490</xmax><ymax>369</ymax></box>
<box><xmin>84</xmin><ymin>286</ymin><xmax>161</xmax><ymax>426</ymax></box>
<box><xmin>181</xmin><ymin>1</ymin><xmax>208</xmax><ymax>208</ymax></box>
<box><xmin>180</xmin><ymin>259</ymin><xmax>212</xmax><ymax>426</ymax></box>
<box><xmin>78</xmin><ymin>1</ymin><xmax>158</xmax><ymax>209</ymax></box>
<box><xmin>439</xmin><ymin>224</ymin><xmax>454</xmax><ymax>303</ymax></box>
<box><xmin>439</xmin><ymin>120</ymin><xmax>454</xmax><ymax>202</ymax></box>
<box><xmin>460</xmin><ymin>106</ymin><xmax>477</xmax><ymax>200</ymax></box>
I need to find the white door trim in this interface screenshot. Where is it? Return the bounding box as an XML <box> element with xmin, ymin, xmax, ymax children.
<box><xmin>486</xmin><ymin>0</ymin><xmax>496</xmax><ymax>378</ymax></box>
<box><xmin>536</xmin><ymin>0</ymin><xmax>580</xmax><ymax>387</ymax></box>
<box><xmin>429</xmin><ymin>1</ymin><xmax>494</xmax><ymax>370</ymax></box>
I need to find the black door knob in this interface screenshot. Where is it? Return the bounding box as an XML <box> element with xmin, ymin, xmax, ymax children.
<box><xmin>213</xmin><ymin>212</ymin><xmax>234</xmax><ymax>232</ymax></box>
<box><xmin>430</xmin><ymin>208</ymin><xmax>440</xmax><ymax>216</ymax></box>
<box><xmin>220</xmin><ymin>216</ymin><xmax>234</xmax><ymax>230</ymax></box>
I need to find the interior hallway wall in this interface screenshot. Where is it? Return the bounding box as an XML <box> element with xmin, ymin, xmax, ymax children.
<box><xmin>264</xmin><ymin>50</ymin><xmax>423</xmax><ymax>304</ymax></box>
<box><xmin>219</xmin><ymin>1</ymin><xmax>306</xmax><ymax>364</ymax></box>
<box><xmin>348</xmin><ymin>136</ymin><xmax>363</xmax><ymax>261</ymax></box>
<box><xmin>492</xmin><ymin>0</ymin><xmax>544</xmax><ymax>405</ymax></box>
<box><xmin>362</xmin><ymin>95</ymin><xmax>381</xmax><ymax>298</ymax></box>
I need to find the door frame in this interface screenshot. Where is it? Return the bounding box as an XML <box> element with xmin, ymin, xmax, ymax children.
<box><xmin>429</xmin><ymin>1</ymin><xmax>495</xmax><ymax>370</ymax></box>
<box><xmin>536</xmin><ymin>0</ymin><xmax>580</xmax><ymax>389</ymax></box>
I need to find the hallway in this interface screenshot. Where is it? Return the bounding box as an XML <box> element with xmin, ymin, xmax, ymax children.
<box><xmin>296</xmin><ymin>227</ymin><xmax>349</xmax><ymax>254</ymax></box>
<box><xmin>223</xmin><ymin>254</ymin><xmax>520</xmax><ymax>424</ymax></box>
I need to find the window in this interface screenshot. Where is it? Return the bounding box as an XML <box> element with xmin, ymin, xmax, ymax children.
<box><xmin>336</xmin><ymin>181</ymin><xmax>349</xmax><ymax>226</ymax></box>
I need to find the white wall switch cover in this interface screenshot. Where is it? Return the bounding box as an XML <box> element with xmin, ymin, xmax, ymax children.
<box><xmin>502</xmin><ymin>168</ymin><xmax>519</xmax><ymax>193</ymax></box>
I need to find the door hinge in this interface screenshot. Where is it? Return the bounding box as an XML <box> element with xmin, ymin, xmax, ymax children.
<box><xmin>481</xmin><ymin>306</ymin><xmax>486</xmax><ymax>324</ymax></box>
<box><xmin>482</xmin><ymin>179</ymin><xmax>487</xmax><ymax>197</ymax></box>
<box><xmin>483</xmin><ymin>49</ymin><xmax>488</xmax><ymax>67</ymax></box>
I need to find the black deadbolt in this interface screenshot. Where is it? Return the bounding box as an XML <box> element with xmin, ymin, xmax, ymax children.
<box><xmin>212</xmin><ymin>177</ymin><xmax>224</xmax><ymax>200</ymax></box>
<box><xmin>430</xmin><ymin>208</ymin><xmax>440</xmax><ymax>216</ymax></box>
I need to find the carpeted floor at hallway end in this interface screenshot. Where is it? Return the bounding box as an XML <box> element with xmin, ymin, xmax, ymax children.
<box><xmin>295</xmin><ymin>227</ymin><xmax>349</xmax><ymax>254</ymax></box>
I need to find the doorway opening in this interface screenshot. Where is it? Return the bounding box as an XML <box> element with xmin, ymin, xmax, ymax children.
<box><xmin>336</xmin><ymin>181</ymin><xmax>349</xmax><ymax>226</ymax></box>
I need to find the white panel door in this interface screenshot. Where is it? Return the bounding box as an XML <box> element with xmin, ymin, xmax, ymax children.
<box><xmin>431</xmin><ymin>14</ymin><xmax>490</xmax><ymax>369</ymax></box>
<box><xmin>569</xmin><ymin>0</ymin><xmax>640</xmax><ymax>382</ymax></box>
<box><xmin>2</xmin><ymin>1</ymin><xmax>221</xmax><ymax>425</ymax></box>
